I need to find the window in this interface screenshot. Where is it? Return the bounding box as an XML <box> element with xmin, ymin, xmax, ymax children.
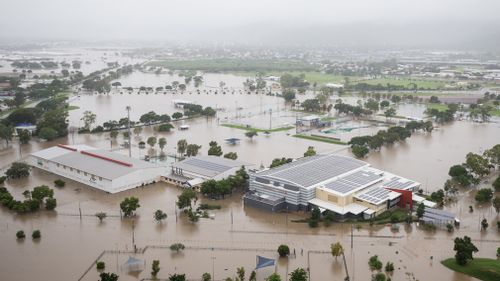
<box><xmin>63</xmin><ymin>166</ymin><xmax>66</xmax><ymax>169</ymax></box>
<box><xmin>56</xmin><ymin>163</ymin><xmax>60</xmax><ymax>167</ymax></box>
<box><xmin>99</xmin><ymin>177</ymin><xmax>102</xmax><ymax>181</ymax></box>
<box><xmin>77</xmin><ymin>170</ymin><xmax>80</xmax><ymax>174</ymax></box>
<box><xmin>84</xmin><ymin>172</ymin><xmax>87</xmax><ymax>176</ymax></box>
<box><xmin>70</xmin><ymin>168</ymin><xmax>73</xmax><ymax>172</ymax></box>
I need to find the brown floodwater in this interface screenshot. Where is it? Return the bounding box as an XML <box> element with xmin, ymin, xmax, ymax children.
<box><xmin>0</xmin><ymin>72</ymin><xmax>499</xmax><ymax>281</ymax></box>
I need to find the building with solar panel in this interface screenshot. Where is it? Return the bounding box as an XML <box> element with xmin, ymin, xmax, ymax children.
<box><xmin>244</xmin><ymin>154</ymin><xmax>420</xmax><ymax>219</ymax></box>
<box><xmin>164</xmin><ymin>156</ymin><xmax>252</xmax><ymax>188</ymax></box>
<box><xmin>30</xmin><ymin>144</ymin><xmax>164</xmax><ymax>193</ymax></box>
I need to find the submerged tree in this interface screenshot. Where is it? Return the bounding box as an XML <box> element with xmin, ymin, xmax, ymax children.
<box><xmin>177</xmin><ymin>189</ymin><xmax>197</xmax><ymax>210</ymax></box>
<box><xmin>177</xmin><ymin>139</ymin><xmax>188</xmax><ymax>156</ymax></box>
<box><xmin>120</xmin><ymin>197</ymin><xmax>140</xmax><ymax>217</ymax></box>
<box><xmin>202</xmin><ymin>273</ymin><xmax>212</xmax><ymax>281</ymax></box>
<box><xmin>236</xmin><ymin>267</ymin><xmax>245</xmax><ymax>281</ymax></box>
<box><xmin>244</xmin><ymin>131</ymin><xmax>258</xmax><ymax>141</ymax></box>
<box><xmin>6</xmin><ymin>162</ymin><xmax>31</xmax><ymax>179</ymax></box>
<box><xmin>151</xmin><ymin>260</ymin><xmax>160</xmax><ymax>277</ymax></box>
<box><xmin>81</xmin><ymin>110</ymin><xmax>96</xmax><ymax>131</ymax></box>
<box><xmin>303</xmin><ymin>146</ymin><xmax>316</xmax><ymax>157</ymax></box>
<box><xmin>289</xmin><ymin>268</ymin><xmax>308</xmax><ymax>281</ymax></box>
<box><xmin>330</xmin><ymin>242</ymin><xmax>344</xmax><ymax>260</ymax></box>
<box><xmin>154</xmin><ymin>209</ymin><xmax>168</xmax><ymax>223</ymax></box>
<box><xmin>158</xmin><ymin>137</ymin><xmax>167</xmax><ymax>151</ymax></box>
<box><xmin>99</xmin><ymin>272</ymin><xmax>119</xmax><ymax>281</ymax></box>
<box><xmin>95</xmin><ymin>212</ymin><xmax>107</xmax><ymax>222</ymax></box>
<box><xmin>265</xmin><ymin>273</ymin><xmax>281</xmax><ymax>281</ymax></box>
<box><xmin>170</xmin><ymin>243</ymin><xmax>185</xmax><ymax>252</ymax></box>
<box><xmin>277</xmin><ymin>244</ymin><xmax>290</xmax><ymax>257</ymax></box>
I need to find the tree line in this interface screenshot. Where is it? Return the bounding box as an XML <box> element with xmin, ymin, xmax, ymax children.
<box><xmin>348</xmin><ymin>121</ymin><xmax>433</xmax><ymax>158</ymax></box>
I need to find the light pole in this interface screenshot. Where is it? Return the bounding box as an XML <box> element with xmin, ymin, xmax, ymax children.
<box><xmin>126</xmin><ymin>106</ymin><xmax>132</xmax><ymax>157</ymax></box>
<box><xmin>211</xmin><ymin>256</ymin><xmax>216</xmax><ymax>280</ymax></box>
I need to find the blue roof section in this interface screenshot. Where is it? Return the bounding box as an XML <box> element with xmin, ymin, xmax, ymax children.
<box><xmin>15</xmin><ymin>122</ymin><xmax>34</xmax><ymax>127</ymax></box>
<box><xmin>256</xmin><ymin>255</ymin><xmax>275</xmax><ymax>269</ymax></box>
<box><xmin>124</xmin><ymin>256</ymin><xmax>143</xmax><ymax>265</ymax></box>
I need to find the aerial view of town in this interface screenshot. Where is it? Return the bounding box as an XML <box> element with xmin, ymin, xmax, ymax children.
<box><xmin>0</xmin><ymin>1</ymin><xmax>499</xmax><ymax>281</ymax></box>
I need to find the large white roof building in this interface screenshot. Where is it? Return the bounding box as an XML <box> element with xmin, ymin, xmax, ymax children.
<box><xmin>245</xmin><ymin>154</ymin><xmax>420</xmax><ymax>218</ymax></box>
<box><xmin>30</xmin><ymin>144</ymin><xmax>164</xmax><ymax>193</ymax></box>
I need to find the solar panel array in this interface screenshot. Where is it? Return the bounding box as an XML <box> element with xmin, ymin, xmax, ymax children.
<box><xmin>355</xmin><ymin>187</ymin><xmax>392</xmax><ymax>205</ymax></box>
<box><xmin>259</xmin><ymin>154</ymin><xmax>326</xmax><ymax>175</ymax></box>
<box><xmin>183</xmin><ymin>158</ymin><xmax>231</xmax><ymax>173</ymax></box>
<box><xmin>325</xmin><ymin>170</ymin><xmax>382</xmax><ymax>194</ymax></box>
<box><xmin>383</xmin><ymin>176</ymin><xmax>415</xmax><ymax>190</ymax></box>
<box><xmin>260</xmin><ymin>155</ymin><xmax>366</xmax><ymax>188</ymax></box>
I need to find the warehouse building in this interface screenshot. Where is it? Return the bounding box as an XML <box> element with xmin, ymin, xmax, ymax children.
<box><xmin>245</xmin><ymin>154</ymin><xmax>420</xmax><ymax>219</ymax></box>
<box><xmin>30</xmin><ymin>144</ymin><xmax>163</xmax><ymax>193</ymax></box>
<box><xmin>163</xmin><ymin>155</ymin><xmax>251</xmax><ymax>188</ymax></box>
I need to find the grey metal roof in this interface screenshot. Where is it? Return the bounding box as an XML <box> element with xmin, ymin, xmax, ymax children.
<box><xmin>257</xmin><ymin>154</ymin><xmax>367</xmax><ymax>188</ymax></box>
<box><xmin>171</xmin><ymin>155</ymin><xmax>247</xmax><ymax>178</ymax></box>
<box><xmin>325</xmin><ymin>170</ymin><xmax>383</xmax><ymax>195</ymax></box>
<box><xmin>421</xmin><ymin>208</ymin><xmax>456</xmax><ymax>224</ymax></box>
<box><xmin>424</xmin><ymin>207</ymin><xmax>455</xmax><ymax>219</ymax></box>
<box><xmin>355</xmin><ymin>187</ymin><xmax>393</xmax><ymax>205</ymax></box>
<box><xmin>32</xmin><ymin>146</ymin><xmax>160</xmax><ymax>180</ymax></box>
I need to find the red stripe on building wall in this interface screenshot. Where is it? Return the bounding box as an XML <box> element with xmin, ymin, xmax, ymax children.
<box><xmin>386</xmin><ymin>188</ymin><xmax>413</xmax><ymax>209</ymax></box>
<box><xmin>80</xmin><ymin>150</ymin><xmax>133</xmax><ymax>167</ymax></box>
<box><xmin>57</xmin><ymin>144</ymin><xmax>77</xmax><ymax>151</ymax></box>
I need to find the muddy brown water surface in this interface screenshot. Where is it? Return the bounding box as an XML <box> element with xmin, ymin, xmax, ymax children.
<box><xmin>1</xmin><ymin>72</ymin><xmax>499</xmax><ymax>281</ymax></box>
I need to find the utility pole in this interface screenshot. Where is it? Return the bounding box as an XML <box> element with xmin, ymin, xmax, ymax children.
<box><xmin>18</xmin><ymin>138</ymin><xmax>22</xmax><ymax>160</ymax></box>
<box><xmin>342</xmin><ymin>251</ymin><xmax>350</xmax><ymax>281</ymax></box>
<box><xmin>350</xmin><ymin>224</ymin><xmax>353</xmax><ymax>249</ymax></box>
<box><xmin>211</xmin><ymin>256</ymin><xmax>216</xmax><ymax>280</ymax></box>
<box><xmin>231</xmin><ymin>208</ymin><xmax>234</xmax><ymax>229</ymax></box>
<box><xmin>132</xmin><ymin>219</ymin><xmax>136</xmax><ymax>253</ymax></box>
<box><xmin>78</xmin><ymin>201</ymin><xmax>82</xmax><ymax>220</ymax></box>
<box><xmin>269</xmin><ymin>109</ymin><xmax>272</xmax><ymax>130</ymax></box>
<box><xmin>126</xmin><ymin>106</ymin><xmax>132</xmax><ymax>157</ymax></box>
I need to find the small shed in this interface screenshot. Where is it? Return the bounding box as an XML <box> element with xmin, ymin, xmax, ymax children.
<box><xmin>122</xmin><ymin>256</ymin><xmax>145</xmax><ymax>272</ymax></box>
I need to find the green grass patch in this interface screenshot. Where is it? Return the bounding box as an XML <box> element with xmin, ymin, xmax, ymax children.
<box><xmin>232</xmin><ymin>71</ymin><xmax>363</xmax><ymax>86</ymax></box>
<box><xmin>370</xmin><ymin>208</ymin><xmax>410</xmax><ymax>225</ymax></box>
<box><xmin>147</xmin><ymin>58</ymin><xmax>317</xmax><ymax>72</ymax></box>
<box><xmin>66</xmin><ymin>105</ymin><xmax>80</xmax><ymax>111</ymax></box>
<box><xmin>376</xmin><ymin>114</ymin><xmax>407</xmax><ymax>119</ymax></box>
<box><xmin>320</xmin><ymin>116</ymin><xmax>336</xmax><ymax>122</ymax></box>
<box><xmin>221</xmin><ymin>123</ymin><xmax>294</xmax><ymax>133</ymax></box>
<box><xmin>293</xmin><ymin>134</ymin><xmax>347</xmax><ymax>145</ymax></box>
<box><xmin>426</xmin><ymin>103</ymin><xmax>449</xmax><ymax>112</ymax></box>
<box><xmin>441</xmin><ymin>258</ymin><xmax>500</xmax><ymax>281</ymax></box>
<box><xmin>355</xmin><ymin>77</ymin><xmax>447</xmax><ymax>89</ymax></box>
<box><xmin>490</xmin><ymin>108</ymin><xmax>500</xmax><ymax>117</ymax></box>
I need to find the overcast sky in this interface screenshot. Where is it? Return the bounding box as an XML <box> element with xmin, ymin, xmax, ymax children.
<box><xmin>1</xmin><ymin>0</ymin><xmax>499</xmax><ymax>48</ymax></box>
